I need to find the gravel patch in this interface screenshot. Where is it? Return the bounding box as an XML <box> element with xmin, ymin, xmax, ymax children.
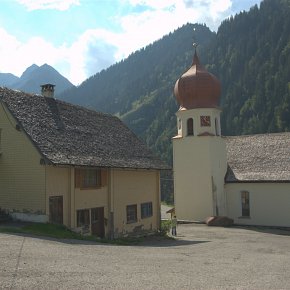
<box><xmin>1</xmin><ymin>224</ymin><xmax>290</xmax><ymax>289</ymax></box>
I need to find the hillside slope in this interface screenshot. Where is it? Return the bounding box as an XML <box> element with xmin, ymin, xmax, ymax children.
<box><xmin>208</xmin><ymin>0</ymin><xmax>290</xmax><ymax>136</ymax></box>
<box><xmin>60</xmin><ymin>0</ymin><xmax>290</xmax><ymax>168</ymax></box>
<box><xmin>60</xmin><ymin>23</ymin><xmax>215</xmax><ymax>163</ymax></box>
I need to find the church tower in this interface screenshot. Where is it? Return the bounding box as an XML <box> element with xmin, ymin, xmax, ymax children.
<box><xmin>173</xmin><ymin>47</ymin><xmax>227</xmax><ymax>222</ymax></box>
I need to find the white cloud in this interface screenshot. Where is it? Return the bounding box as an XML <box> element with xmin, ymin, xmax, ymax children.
<box><xmin>124</xmin><ymin>0</ymin><xmax>177</xmax><ymax>10</ymax></box>
<box><xmin>0</xmin><ymin>27</ymin><xmax>118</xmax><ymax>85</ymax></box>
<box><xmin>0</xmin><ymin>27</ymin><xmax>69</xmax><ymax>79</ymax></box>
<box><xmin>65</xmin><ymin>29</ymin><xmax>118</xmax><ymax>84</ymax></box>
<box><xmin>110</xmin><ymin>0</ymin><xmax>232</xmax><ymax>60</ymax></box>
<box><xmin>1</xmin><ymin>0</ymin><xmax>253</xmax><ymax>85</ymax></box>
<box><xmin>16</xmin><ymin>0</ymin><xmax>80</xmax><ymax>11</ymax></box>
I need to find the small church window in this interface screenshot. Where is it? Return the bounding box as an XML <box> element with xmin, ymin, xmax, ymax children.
<box><xmin>215</xmin><ymin>118</ymin><xmax>220</xmax><ymax>136</ymax></box>
<box><xmin>241</xmin><ymin>191</ymin><xmax>250</xmax><ymax>217</ymax></box>
<box><xmin>178</xmin><ymin>118</ymin><xmax>182</xmax><ymax>130</ymax></box>
<box><xmin>187</xmin><ymin>118</ymin><xmax>194</xmax><ymax>136</ymax></box>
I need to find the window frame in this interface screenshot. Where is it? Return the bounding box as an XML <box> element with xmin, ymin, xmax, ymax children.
<box><xmin>75</xmin><ymin>168</ymin><xmax>102</xmax><ymax>189</ymax></box>
<box><xmin>126</xmin><ymin>204</ymin><xmax>137</xmax><ymax>224</ymax></box>
<box><xmin>141</xmin><ymin>202</ymin><xmax>153</xmax><ymax>219</ymax></box>
<box><xmin>215</xmin><ymin>118</ymin><xmax>220</xmax><ymax>136</ymax></box>
<box><xmin>187</xmin><ymin>118</ymin><xmax>194</xmax><ymax>136</ymax></box>
<box><xmin>241</xmin><ymin>191</ymin><xmax>250</xmax><ymax>217</ymax></box>
<box><xmin>82</xmin><ymin>168</ymin><xmax>101</xmax><ymax>189</ymax></box>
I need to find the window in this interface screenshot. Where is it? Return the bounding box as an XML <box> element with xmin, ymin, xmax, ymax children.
<box><xmin>178</xmin><ymin>118</ymin><xmax>181</xmax><ymax>130</ymax></box>
<box><xmin>241</xmin><ymin>191</ymin><xmax>250</xmax><ymax>217</ymax></box>
<box><xmin>49</xmin><ymin>196</ymin><xmax>63</xmax><ymax>225</ymax></box>
<box><xmin>75</xmin><ymin>168</ymin><xmax>103</xmax><ymax>189</ymax></box>
<box><xmin>126</xmin><ymin>204</ymin><xmax>137</xmax><ymax>223</ymax></box>
<box><xmin>77</xmin><ymin>209</ymin><xmax>90</xmax><ymax>227</ymax></box>
<box><xmin>215</xmin><ymin>118</ymin><xmax>220</xmax><ymax>136</ymax></box>
<box><xmin>187</xmin><ymin>118</ymin><xmax>194</xmax><ymax>136</ymax></box>
<box><xmin>82</xmin><ymin>169</ymin><xmax>101</xmax><ymax>188</ymax></box>
<box><xmin>141</xmin><ymin>202</ymin><xmax>153</xmax><ymax>219</ymax></box>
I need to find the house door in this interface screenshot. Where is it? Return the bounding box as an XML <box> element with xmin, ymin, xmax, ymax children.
<box><xmin>49</xmin><ymin>196</ymin><xmax>63</xmax><ymax>224</ymax></box>
<box><xmin>91</xmin><ymin>207</ymin><xmax>104</xmax><ymax>238</ymax></box>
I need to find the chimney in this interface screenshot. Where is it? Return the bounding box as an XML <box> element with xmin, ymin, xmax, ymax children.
<box><xmin>41</xmin><ymin>84</ymin><xmax>55</xmax><ymax>98</ymax></box>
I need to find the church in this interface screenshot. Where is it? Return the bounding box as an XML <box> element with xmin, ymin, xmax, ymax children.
<box><xmin>173</xmin><ymin>48</ymin><xmax>290</xmax><ymax>227</ymax></box>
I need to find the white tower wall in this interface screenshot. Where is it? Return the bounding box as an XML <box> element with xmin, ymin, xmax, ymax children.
<box><xmin>173</xmin><ymin>108</ymin><xmax>227</xmax><ymax>221</ymax></box>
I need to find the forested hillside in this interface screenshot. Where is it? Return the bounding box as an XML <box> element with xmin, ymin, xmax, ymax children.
<box><xmin>208</xmin><ymin>0</ymin><xmax>290</xmax><ymax>136</ymax></box>
<box><xmin>60</xmin><ymin>0</ymin><xmax>290</xmax><ymax>171</ymax></box>
<box><xmin>60</xmin><ymin>23</ymin><xmax>215</xmax><ymax>164</ymax></box>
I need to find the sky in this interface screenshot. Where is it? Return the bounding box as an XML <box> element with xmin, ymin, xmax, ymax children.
<box><xmin>0</xmin><ymin>0</ymin><xmax>263</xmax><ymax>85</ymax></box>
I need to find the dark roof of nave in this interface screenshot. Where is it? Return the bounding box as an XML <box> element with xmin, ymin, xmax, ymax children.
<box><xmin>225</xmin><ymin>132</ymin><xmax>290</xmax><ymax>182</ymax></box>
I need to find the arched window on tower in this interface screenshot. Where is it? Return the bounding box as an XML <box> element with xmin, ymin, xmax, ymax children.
<box><xmin>215</xmin><ymin>118</ymin><xmax>220</xmax><ymax>136</ymax></box>
<box><xmin>187</xmin><ymin>118</ymin><xmax>194</xmax><ymax>136</ymax></box>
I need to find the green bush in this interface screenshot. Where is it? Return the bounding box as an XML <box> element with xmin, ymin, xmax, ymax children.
<box><xmin>160</xmin><ymin>220</ymin><xmax>171</xmax><ymax>235</ymax></box>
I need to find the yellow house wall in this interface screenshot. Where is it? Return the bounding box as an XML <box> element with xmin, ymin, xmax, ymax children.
<box><xmin>0</xmin><ymin>102</ymin><xmax>46</xmax><ymax>220</ymax></box>
<box><xmin>74</xmin><ymin>168</ymin><xmax>109</xmax><ymax>235</ymax></box>
<box><xmin>110</xmin><ymin>169</ymin><xmax>160</xmax><ymax>237</ymax></box>
<box><xmin>45</xmin><ymin>166</ymin><xmax>71</xmax><ymax>227</ymax></box>
<box><xmin>45</xmin><ymin>166</ymin><xmax>110</xmax><ymax>235</ymax></box>
<box><xmin>226</xmin><ymin>183</ymin><xmax>290</xmax><ymax>227</ymax></box>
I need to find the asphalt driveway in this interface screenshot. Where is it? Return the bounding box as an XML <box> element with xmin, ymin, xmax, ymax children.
<box><xmin>1</xmin><ymin>224</ymin><xmax>290</xmax><ymax>289</ymax></box>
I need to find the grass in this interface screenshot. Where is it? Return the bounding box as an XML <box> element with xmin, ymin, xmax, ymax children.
<box><xmin>0</xmin><ymin>222</ymin><xmax>164</xmax><ymax>245</ymax></box>
<box><xmin>0</xmin><ymin>223</ymin><xmax>82</xmax><ymax>239</ymax></box>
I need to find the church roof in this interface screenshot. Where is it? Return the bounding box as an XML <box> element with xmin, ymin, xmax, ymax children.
<box><xmin>0</xmin><ymin>87</ymin><xmax>169</xmax><ymax>170</ymax></box>
<box><xmin>225</xmin><ymin>133</ymin><xmax>290</xmax><ymax>182</ymax></box>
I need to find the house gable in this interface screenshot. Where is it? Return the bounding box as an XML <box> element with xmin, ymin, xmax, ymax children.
<box><xmin>0</xmin><ymin>100</ymin><xmax>46</xmax><ymax>215</ymax></box>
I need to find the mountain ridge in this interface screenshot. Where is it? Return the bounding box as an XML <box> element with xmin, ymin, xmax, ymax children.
<box><xmin>0</xmin><ymin>64</ymin><xmax>74</xmax><ymax>96</ymax></box>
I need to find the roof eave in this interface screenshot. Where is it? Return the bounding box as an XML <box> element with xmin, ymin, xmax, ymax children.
<box><xmin>226</xmin><ymin>179</ymin><xmax>290</xmax><ymax>184</ymax></box>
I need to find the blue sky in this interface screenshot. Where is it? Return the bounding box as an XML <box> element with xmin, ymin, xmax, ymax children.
<box><xmin>0</xmin><ymin>0</ymin><xmax>262</xmax><ymax>85</ymax></box>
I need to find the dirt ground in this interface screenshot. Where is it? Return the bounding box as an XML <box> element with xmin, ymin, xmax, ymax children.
<box><xmin>1</xmin><ymin>223</ymin><xmax>290</xmax><ymax>290</ymax></box>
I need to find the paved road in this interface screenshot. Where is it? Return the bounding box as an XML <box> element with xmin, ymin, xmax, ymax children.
<box><xmin>1</xmin><ymin>224</ymin><xmax>290</xmax><ymax>289</ymax></box>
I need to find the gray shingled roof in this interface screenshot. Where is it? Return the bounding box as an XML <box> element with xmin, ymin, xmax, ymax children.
<box><xmin>225</xmin><ymin>133</ymin><xmax>290</xmax><ymax>182</ymax></box>
<box><xmin>0</xmin><ymin>87</ymin><xmax>169</xmax><ymax>170</ymax></box>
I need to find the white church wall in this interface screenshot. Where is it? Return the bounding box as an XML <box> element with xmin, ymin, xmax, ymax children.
<box><xmin>173</xmin><ymin>135</ymin><xmax>227</xmax><ymax>221</ymax></box>
<box><xmin>226</xmin><ymin>183</ymin><xmax>290</xmax><ymax>227</ymax></box>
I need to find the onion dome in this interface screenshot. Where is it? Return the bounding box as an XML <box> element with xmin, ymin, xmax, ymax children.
<box><xmin>174</xmin><ymin>48</ymin><xmax>221</xmax><ymax>110</ymax></box>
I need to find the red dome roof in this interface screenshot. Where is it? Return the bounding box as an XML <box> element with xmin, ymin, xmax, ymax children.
<box><xmin>174</xmin><ymin>51</ymin><xmax>221</xmax><ymax>110</ymax></box>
